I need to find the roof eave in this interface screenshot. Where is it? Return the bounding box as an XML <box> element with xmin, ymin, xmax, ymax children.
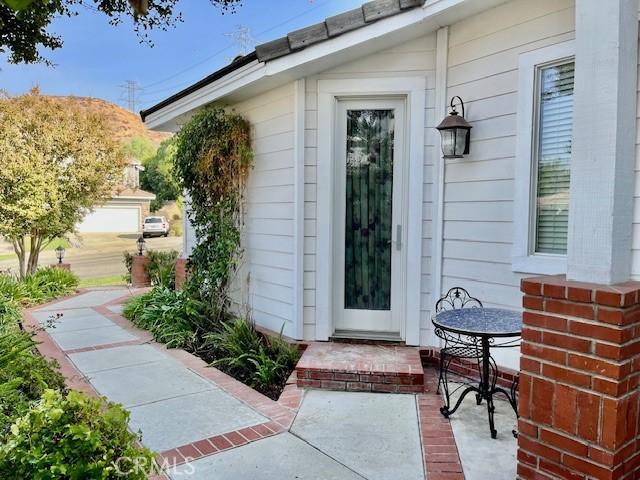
<box><xmin>142</xmin><ymin>0</ymin><xmax>507</xmax><ymax>131</ymax></box>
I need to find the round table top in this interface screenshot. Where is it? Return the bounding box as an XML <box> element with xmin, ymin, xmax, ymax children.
<box><xmin>433</xmin><ymin>308</ymin><xmax>523</xmax><ymax>338</ymax></box>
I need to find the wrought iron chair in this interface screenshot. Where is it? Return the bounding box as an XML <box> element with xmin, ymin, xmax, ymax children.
<box><xmin>433</xmin><ymin>287</ymin><xmax>484</xmax><ymax>412</ymax></box>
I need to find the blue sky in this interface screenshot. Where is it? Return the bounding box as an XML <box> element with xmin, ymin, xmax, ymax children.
<box><xmin>2</xmin><ymin>0</ymin><xmax>364</xmax><ymax>111</ymax></box>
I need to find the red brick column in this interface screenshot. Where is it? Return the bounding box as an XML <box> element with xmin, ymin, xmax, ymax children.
<box><xmin>518</xmin><ymin>274</ymin><xmax>640</xmax><ymax>480</ymax></box>
<box><xmin>49</xmin><ymin>263</ymin><xmax>71</xmax><ymax>271</ymax></box>
<box><xmin>131</xmin><ymin>255</ymin><xmax>151</xmax><ymax>288</ymax></box>
<box><xmin>174</xmin><ymin>258</ymin><xmax>188</xmax><ymax>290</ymax></box>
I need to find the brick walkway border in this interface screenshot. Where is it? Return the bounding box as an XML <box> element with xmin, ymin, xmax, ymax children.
<box><xmin>22</xmin><ymin>288</ymin><xmax>307</xmax><ymax>474</ymax></box>
<box><xmin>419</xmin><ymin>368</ymin><xmax>465</xmax><ymax>480</ymax></box>
<box><xmin>24</xmin><ymin>288</ymin><xmax>464</xmax><ymax>479</ymax></box>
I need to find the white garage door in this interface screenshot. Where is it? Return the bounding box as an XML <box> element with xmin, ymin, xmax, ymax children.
<box><xmin>77</xmin><ymin>207</ymin><xmax>141</xmax><ymax>233</ymax></box>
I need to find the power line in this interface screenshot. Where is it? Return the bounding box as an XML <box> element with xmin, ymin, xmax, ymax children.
<box><xmin>140</xmin><ymin>0</ymin><xmax>336</xmax><ymax>89</ymax></box>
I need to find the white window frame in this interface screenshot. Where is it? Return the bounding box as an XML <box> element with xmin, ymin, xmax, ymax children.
<box><xmin>513</xmin><ymin>40</ymin><xmax>575</xmax><ymax>275</ymax></box>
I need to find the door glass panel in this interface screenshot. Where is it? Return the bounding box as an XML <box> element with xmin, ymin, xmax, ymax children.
<box><xmin>344</xmin><ymin>109</ymin><xmax>395</xmax><ymax>311</ymax></box>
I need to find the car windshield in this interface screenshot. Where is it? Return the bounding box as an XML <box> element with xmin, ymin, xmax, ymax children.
<box><xmin>145</xmin><ymin>218</ymin><xmax>162</xmax><ymax>223</ymax></box>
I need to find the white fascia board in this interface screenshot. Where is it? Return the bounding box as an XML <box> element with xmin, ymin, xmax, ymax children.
<box><xmin>144</xmin><ymin>61</ymin><xmax>266</xmax><ymax>130</ymax></box>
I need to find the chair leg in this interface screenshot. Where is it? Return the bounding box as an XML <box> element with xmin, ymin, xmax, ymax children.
<box><xmin>437</xmin><ymin>350</ymin><xmax>446</xmax><ymax>395</ymax></box>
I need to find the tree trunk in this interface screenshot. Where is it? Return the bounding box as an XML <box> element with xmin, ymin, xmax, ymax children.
<box><xmin>26</xmin><ymin>233</ymin><xmax>43</xmax><ymax>277</ymax></box>
<box><xmin>12</xmin><ymin>237</ymin><xmax>26</xmax><ymax>280</ymax></box>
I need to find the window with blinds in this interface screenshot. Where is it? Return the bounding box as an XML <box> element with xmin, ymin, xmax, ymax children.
<box><xmin>533</xmin><ymin>61</ymin><xmax>575</xmax><ymax>255</ymax></box>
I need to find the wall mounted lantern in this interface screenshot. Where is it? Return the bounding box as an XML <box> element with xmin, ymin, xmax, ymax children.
<box><xmin>55</xmin><ymin>246</ymin><xmax>65</xmax><ymax>264</ymax></box>
<box><xmin>436</xmin><ymin>96</ymin><xmax>472</xmax><ymax>158</ymax></box>
<box><xmin>136</xmin><ymin>235</ymin><xmax>146</xmax><ymax>256</ymax></box>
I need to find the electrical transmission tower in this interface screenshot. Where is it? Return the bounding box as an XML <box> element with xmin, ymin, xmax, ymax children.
<box><xmin>224</xmin><ymin>25</ymin><xmax>257</xmax><ymax>60</ymax></box>
<box><xmin>119</xmin><ymin>80</ymin><xmax>143</xmax><ymax>112</ymax></box>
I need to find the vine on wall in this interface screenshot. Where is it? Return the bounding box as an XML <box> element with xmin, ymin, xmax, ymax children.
<box><xmin>173</xmin><ymin>106</ymin><xmax>253</xmax><ymax>319</ymax></box>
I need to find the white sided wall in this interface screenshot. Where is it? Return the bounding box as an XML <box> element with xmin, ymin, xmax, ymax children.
<box><xmin>179</xmin><ymin>0</ymin><xmax>597</xmax><ymax>370</ymax></box>
<box><xmin>630</xmin><ymin>38</ymin><xmax>640</xmax><ymax>280</ymax></box>
<box><xmin>224</xmin><ymin>83</ymin><xmax>297</xmax><ymax>337</ymax></box>
<box><xmin>440</xmin><ymin>0</ymin><xmax>576</xmax><ymax>367</ymax></box>
<box><xmin>301</xmin><ymin>33</ymin><xmax>438</xmax><ymax>343</ymax></box>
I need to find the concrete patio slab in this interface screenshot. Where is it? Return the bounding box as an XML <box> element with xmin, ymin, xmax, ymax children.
<box><xmin>37</xmin><ymin>289</ymin><xmax>130</xmax><ymax>310</ymax></box>
<box><xmin>33</xmin><ymin>308</ymin><xmax>114</xmax><ymax>333</ymax></box>
<box><xmin>448</xmin><ymin>384</ymin><xmax>517</xmax><ymax>480</ymax></box>
<box><xmin>291</xmin><ymin>390</ymin><xmax>424</xmax><ymax>480</ymax></box>
<box><xmin>129</xmin><ymin>390</ymin><xmax>268</xmax><ymax>452</ymax></box>
<box><xmin>87</xmin><ymin>360</ymin><xmax>215</xmax><ymax>407</ymax></box>
<box><xmin>33</xmin><ymin>307</ymin><xmax>100</xmax><ymax>322</ymax></box>
<box><xmin>170</xmin><ymin>433</ymin><xmax>364</xmax><ymax>480</ymax></box>
<box><xmin>69</xmin><ymin>344</ymin><xmax>169</xmax><ymax>374</ymax></box>
<box><xmin>48</xmin><ymin>324</ymin><xmax>137</xmax><ymax>350</ymax></box>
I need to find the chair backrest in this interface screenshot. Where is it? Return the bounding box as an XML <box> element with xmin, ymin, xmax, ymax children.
<box><xmin>435</xmin><ymin>287</ymin><xmax>482</xmax><ymax>312</ymax></box>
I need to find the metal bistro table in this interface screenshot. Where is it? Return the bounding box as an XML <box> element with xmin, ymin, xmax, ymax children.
<box><xmin>432</xmin><ymin>308</ymin><xmax>522</xmax><ymax>438</ymax></box>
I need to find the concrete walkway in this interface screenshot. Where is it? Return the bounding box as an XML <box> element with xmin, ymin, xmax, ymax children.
<box><xmin>28</xmin><ymin>288</ymin><xmax>518</xmax><ymax>480</ymax></box>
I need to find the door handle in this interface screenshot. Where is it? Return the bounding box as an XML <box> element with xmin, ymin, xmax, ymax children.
<box><xmin>395</xmin><ymin>224</ymin><xmax>402</xmax><ymax>251</ymax></box>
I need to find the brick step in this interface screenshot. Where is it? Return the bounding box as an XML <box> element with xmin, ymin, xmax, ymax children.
<box><xmin>295</xmin><ymin>342</ymin><xmax>424</xmax><ymax>394</ymax></box>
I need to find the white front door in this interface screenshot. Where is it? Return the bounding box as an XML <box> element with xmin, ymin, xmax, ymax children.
<box><xmin>333</xmin><ymin>98</ymin><xmax>406</xmax><ymax>339</ymax></box>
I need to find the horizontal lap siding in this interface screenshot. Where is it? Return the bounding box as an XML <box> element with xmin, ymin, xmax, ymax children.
<box><xmin>444</xmin><ymin>0</ymin><xmax>575</xmax><ymax>368</ymax></box>
<box><xmin>630</xmin><ymin>41</ymin><xmax>640</xmax><ymax>278</ymax></box>
<box><xmin>303</xmin><ymin>34</ymin><xmax>437</xmax><ymax>341</ymax></box>
<box><xmin>229</xmin><ymin>83</ymin><xmax>296</xmax><ymax>336</ymax></box>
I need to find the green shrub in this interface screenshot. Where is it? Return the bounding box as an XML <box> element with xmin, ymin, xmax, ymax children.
<box><xmin>22</xmin><ymin>267</ymin><xmax>79</xmax><ymax>304</ymax></box>
<box><xmin>0</xmin><ymin>268</ymin><xmax>77</xmax><ymax>307</ymax></box>
<box><xmin>0</xmin><ymin>275</ymin><xmax>26</xmax><ymax>305</ymax></box>
<box><xmin>0</xmin><ymin>327</ymin><xmax>65</xmax><ymax>432</ymax></box>
<box><xmin>121</xmin><ymin>290</ymin><xmax>152</xmax><ymax>322</ymax></box>
<box><xmin>0</xmin><ymin>389</ymin><xmax>157</xmax><ymax>479</ymax></box>
<box><xmin>207</xmin><ymin>319</ymin><xmax>300</xmax><ymax>399</ymax></box>
<box><xmin>206</xmin><ymin>318</ymin><xmax>265</xmax><ymax>382</ymax></box>
<box><xmin>0</xmin><ymin>300</ymin><xmax>22</xmax><ymax>333</ymax></box>
<box><xmin>123</xmin><ymin>251</ymin><xmax>134</xmax><ymax>284</ymax></box>
<box><xmin>122</xmin><ymin>288</ymin><xmax>206</xmax><ymax>349</ymax></box>
<box><xmin>147</xmin><ymin>250</ymin><xmax>179</xmax><ymax>289</ymax></box>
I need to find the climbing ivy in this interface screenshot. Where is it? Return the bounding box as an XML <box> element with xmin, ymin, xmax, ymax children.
<box><xmin>173</xmin><ymin>106</ymin><xmax>252</xmax><ymax>319</ymax></box>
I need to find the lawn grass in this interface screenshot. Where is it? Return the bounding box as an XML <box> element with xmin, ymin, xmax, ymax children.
<box><xmin>78</xmin><ymin>275</ymin><xmax>127</xmax><ymax>288</ymax></box>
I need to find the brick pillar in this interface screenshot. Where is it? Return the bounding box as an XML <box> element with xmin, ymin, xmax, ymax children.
<box><xmin>131</xmin><ymin>255</ymin><xmax>150</xmax><ymax>288</ymax></box>
<box><xmin>49</xmin><ymin>263</ymin><xmax>70</xmax><ymax>271</ymax></box>
<box><xmin>518</xmin><ymin>274</ymin><xmax>640</xmax><ymax>480</ymax></box>
<box><xmin>174</xmin><ymin>258</ymin><xmax>188</xmax><ymax>290</ymax></box>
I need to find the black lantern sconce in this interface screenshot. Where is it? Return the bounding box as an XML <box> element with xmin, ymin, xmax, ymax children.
<box><xmin>436</xmin><ymin>96</ymin><xmax>472</xmax><ymax>159</ymax></box>
<box><xmin>55</xmin><ymin>245</ymin><xmax>65</xmax><ymax>264</ymax></box>
<box><xmin>136</xmin><ymin>235</ymin><xmax>146</xmax><ymax>256</ymax></box>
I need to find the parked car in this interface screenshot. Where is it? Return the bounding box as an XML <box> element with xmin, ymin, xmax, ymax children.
<box><xmin>142</xmin><ymin>216</ymin><xmax>170</xmax><ymax>238</ymax></box>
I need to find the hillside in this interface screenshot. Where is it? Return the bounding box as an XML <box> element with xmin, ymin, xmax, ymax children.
<box><xmin>51</xmin><ymin>96</ymin><xmax>171</xmax><ymax>145</ymax></box>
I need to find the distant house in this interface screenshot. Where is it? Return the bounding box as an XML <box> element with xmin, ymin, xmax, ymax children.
<box><xmin>76</xmin><ymin>159</ymin><xmax>155</xmax><ymax>233</ymax></box>
<box><xmin>140</xmin><ymin>0</ymin><xmax>637</xmax><ymax>373</ymax></box>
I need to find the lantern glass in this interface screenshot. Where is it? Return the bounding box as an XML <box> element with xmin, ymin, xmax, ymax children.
<box><xmin>55</xmin><ymin>246</ymin><xmax>65</xmax><ymax>264</ymax></box>
<box><xmin>440</xmin><ymin>129</ymin><xmax>456</xmax><ymax>157</ymax></box>
<box><xmin>136</xmin><ymin>236</ymin><xmax>145</xmax><ymax>255</ymax></box>
<box><xmin>454</xmin><ymin>128</ymin><xmax>468</xmax><ymax>157</ymax></box>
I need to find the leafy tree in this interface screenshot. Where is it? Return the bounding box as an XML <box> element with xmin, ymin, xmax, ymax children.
<box><xmin>0</xmin><ymin>0</ymin><xmax>243</xmax><ymax>64</ymax></box>
<box><xmin>121</xmin><ymin>135</ymin><xmax>156</xmax><ymax>165</ymax></box>
<box><xmin>0</xmin><ymin>90</ymin><xmax>126</xmax><ymax>278</ymax></box>
<box><xmin>141</xmin><ymin>136</ymin><xmax>180</xmax><ymax>211</ymax></box>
